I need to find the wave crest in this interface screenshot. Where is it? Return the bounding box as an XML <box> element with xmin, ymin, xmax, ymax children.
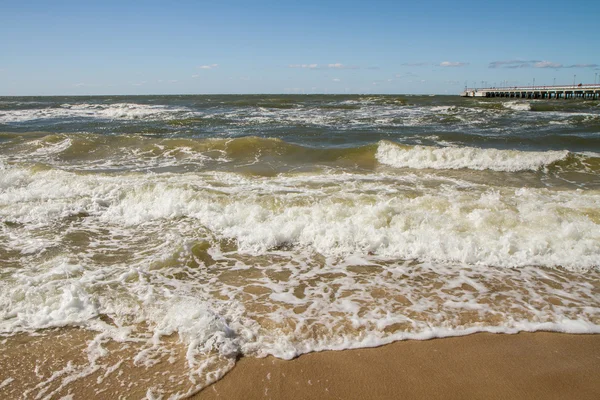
<box><xmin>503</xmin><ymin>101</ymin><xmax>532</xmax><ymax>111</ymax></box>
<box><xmin>376</xmin><ymin>141</ymin><xmax>570</xmax><ymax>172</ymax></box>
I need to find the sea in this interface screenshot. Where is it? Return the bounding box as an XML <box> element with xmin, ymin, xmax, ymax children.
<box><xmin>1</xmin><ymin>94</ymin><xmax>599</xmax><ymax>398</ymax></box>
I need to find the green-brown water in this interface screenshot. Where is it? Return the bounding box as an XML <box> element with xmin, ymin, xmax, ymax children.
<box><xmin>1</xmin><ymin>95</ymin><xmax>599</xmax><ymax>398</ymax></box>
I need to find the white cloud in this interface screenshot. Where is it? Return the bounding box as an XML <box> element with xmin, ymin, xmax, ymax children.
<box><xmin>199</xmin><ymin>64</ymin><xmax>219</xmax><ymax>70</ymax></box>
<box><xmin>191</xmin><ymin>74</ymin><xmax>199</xmax><ymax>78</ymax></box>
<box><xmin>488</xmin><ymin>60</ymin><xmax>539</xmax><ymax>69</ymax></box>
<box><xmin>288</xmin><ymin>64</ymin><xmax>319</xmax><ymax>69</ymax></box>
<box><xmin>328</xmin><ymin>63</ymin><xmax>359</xmax><ymax>69</ymax></box>
<box><xmin>440</xmin><ymin>61</ymin><xmax>469</xmax><ymax>67</ymax></box>
<box><xmin>489</xmin><ymin>60</ymin><xmax>597</xmax><ymax>69</ymax></box>
<box><xmin>566</xmin><ymin>63</ymin><xmax>598</xmax><ymax>68</ymax></box>
<box><xmin>534</xmin><ymin>61</ymin><xmax>562</xmax><ymax>68</ymax></box>
<box><xmin>332</xmin><ymin>78</ymin><xmax>341</xmax><ymax>82</ymax></box>
<box><xmin>288</xmin><ymin>63</ymin><xmax>359</xmax><ymax>70</ymax></box>
<box><xmin>402</xmin><ymin>62</ymin><xmax>429</xmax><ymax>67</ymax></box>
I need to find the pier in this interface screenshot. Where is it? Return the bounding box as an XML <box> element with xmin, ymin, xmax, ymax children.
<box><xmin>461</xmin><ymin>84</ymin><xmax>600</xmax><ymax>99</ymax></box>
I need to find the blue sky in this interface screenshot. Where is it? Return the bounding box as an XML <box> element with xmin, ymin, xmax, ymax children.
<box><xmin>1</xmin><ymin>0</ymin><xmax>598</xmax><ymax>95</ymax></box>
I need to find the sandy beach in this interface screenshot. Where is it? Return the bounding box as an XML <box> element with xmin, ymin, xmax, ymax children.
<box><xmin>194</xmin><ymin>332</ymin><xmax>600</xmax><ymax>400</ymax></box>
<box><xmin>1</xmin><ymin>322</ymin><xmax>599</xmax><ymax>398</ymax></box>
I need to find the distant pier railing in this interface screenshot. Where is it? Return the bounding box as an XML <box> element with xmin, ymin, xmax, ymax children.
<box><xmin>461</xmin><ymin>84</ymin><xmax>600</xmax><ymax>99</ymax></box>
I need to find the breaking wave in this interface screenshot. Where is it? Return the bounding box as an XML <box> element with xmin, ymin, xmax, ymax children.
<box><xmin>0</xmin><ymin>102</ymin><xmax>195</xmax><ymax>123</ymax></box>
<box><xmin>376</xmin><ymin>141</ymin><xmax>573</xmax><ymax>172</ymax></box>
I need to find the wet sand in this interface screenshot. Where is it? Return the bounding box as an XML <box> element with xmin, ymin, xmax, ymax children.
<box><xmin>194</xmin><ymin>332</ymin><xmax>600</xmax><ymax>400</ymax></box>
<box><xmin>0</xmin><ymin>328</ymin><xmax>211</xmax><ymax>399</ymax></box>
<box><xmin>2</xmin><ymin>331</ymin><xmax>599</xmax><ymax>399</ymax></box>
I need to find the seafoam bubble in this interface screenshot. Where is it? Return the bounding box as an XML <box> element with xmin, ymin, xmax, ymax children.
<box><xmin>375</xmin><ymin>140</ymin><xmax>570</xmax><ymax>172</ymax></box>
<box><xmin>503</xmin><ymin>101</ymin><xmax>532</xmax><ymax>111</ymax></box>
<box><xmin>0</xmin><ymin>259</ymin><xmax>98</xmax><ymax>331</ymax></box>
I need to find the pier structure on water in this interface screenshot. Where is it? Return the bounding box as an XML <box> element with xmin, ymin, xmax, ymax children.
<box><xmin>461</xmin><ymin>84</ymin><xmax>600</xmax><ymax>99</ymax></box>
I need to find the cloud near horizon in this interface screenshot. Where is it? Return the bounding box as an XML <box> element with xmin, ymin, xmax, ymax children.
<box><xmin>488</xmin><ymin>60</ymin><xmax>539</xmax><ymax>69</ymax></box>
<box><xmin>401</xmin><ymin>62</ymin><xmax>429</xmax><ymax>67</ymax></box>
<box><xmin>440</xmin><ymin>61</ymin><xmax>469</xmax><ymax>67</ymax></box>
<box><xmin>565</xmin><ymin>63</ymin><xmax>599</xmax><ymax>68</ymax></box>
<box><xmin>489</xmin><ymin>60</ymin><xmax>598</xmax><ymax>69</ymax></box>
<box><xmin>288</xmin><ymin>63</ymin><xmax>359</xmax><ymax>70</ymax></box>
<box><xmin>534</xmin><ymin>61</ymin><xmax>562</xmax><ymax>68</ymax></box>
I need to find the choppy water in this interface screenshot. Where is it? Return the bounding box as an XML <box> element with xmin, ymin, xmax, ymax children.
<box><xmin>1</xmin><ymin>95</ymin><xmax>600</xmax><ymax>398</ymax></box>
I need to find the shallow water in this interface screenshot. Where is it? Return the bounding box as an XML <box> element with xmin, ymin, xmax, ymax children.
<box><xmin>1</xmin><ymin>95</ymin><xmax>599</xmax><ymax>398</ymax></box>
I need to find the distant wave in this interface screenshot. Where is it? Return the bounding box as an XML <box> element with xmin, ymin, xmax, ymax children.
<box><xmin>503</xmin><ymin>101</ymin><xmax>532</xmax><ymax>111</ymax></box>
<box><xmin>0</xmin><ymin>103</ymin><xmax>194</xmax><ymax>123</ymax></box>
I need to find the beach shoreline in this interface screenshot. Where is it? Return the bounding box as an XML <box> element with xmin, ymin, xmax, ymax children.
<box><xmin>193</xmin><ymin>331</ymin><xmax>600</xmax><ymax>400</ymax></box>
<box><xmin>2</xmin><ymin>95</ymin><xmax>600</xmax><ymax>399</ymax></box>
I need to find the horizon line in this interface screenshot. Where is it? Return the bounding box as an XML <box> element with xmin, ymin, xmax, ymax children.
<box><xmin>0</xmin><ymin>92</ymin><xmax>451</xmax><ymax>97</ymax></box>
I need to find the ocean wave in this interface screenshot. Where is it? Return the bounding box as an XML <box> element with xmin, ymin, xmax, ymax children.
<box><xmin>0</xmin><ymin>102</ymin><xmax>195</xmax><ymax>123</ymax></box>
<box><xmin>376</xmin><ymin>141</ymin><xmax>571</xmax><ymax>172</ymax></box>
<box><xmin>1</xmin><ymin>163</ymin><xmax>599</xmax><ymax>397</ymax></box>
<box><xmin>4</xmin><ymin>134</ymin><xmax>600</xmax><ymax>176</ymax></box>
<box><xmin>503</xmin><ymin>101</ymin><xmax>532</xmax><ymax>111</ymax></box>
<box><xmin>1</xmin><ymin>166</ymin><xmax>599</xmax><ymax>354</ymax></box>
<box><xmin>1</xmin><ymin>134</ymin><xmax>380</xmax><ymax>172</ymax></box>
<box><xmin>2</xmin><ymin>166</ymin><xmax>599</xmax><ymax>269</ymax></box>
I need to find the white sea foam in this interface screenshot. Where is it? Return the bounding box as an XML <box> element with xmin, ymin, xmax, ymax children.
<box><xmin>28</xmin><ymin>137</ymin><xmax>73</xmax><ymax>156</ymax></box>
<box><xmin>0</xmin><ymin>378</ymin><xmax>14</xmax><ymax>390</ymax></box>
<box><xmin>210</xmin><ymin>101</ymin><xmax>499</xmax><ymax>130</ymax></box>
<box><xmin>1</xmin><ymin>135</ymin><xmax>229</xmax><ymax>172</ymax></box>
<box><xmin>578</xmin><ymin>151</ymin><xmax>600</xmax><ymax>158</ymax></box>
<box><xmin>0</xmin><ymin>99</ymin><xmax>508</xmax><ymax>131</ymax></box>
<box><xmin>376</xmin><ymin>141</ymin><xmax>570</xmax><ymax>171</ymax></box>
<box><xmin>2</xmin><ymin>166</ymin><xmax>599</xmax><ymax>269</ymax></box>
<box><xmin>1</xmin><ymin>163</ymin><xmax>599</xmax><ymax>397</ymax></box>
<box><xmin>503</xmin><ymin>101</ymin><xmax>531</xmax><ymax>111</ymax></box>
<box><xmin>0</xmin><ymin>103</ymin><xmax>196</xmax><ymax>123</ymax></box>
